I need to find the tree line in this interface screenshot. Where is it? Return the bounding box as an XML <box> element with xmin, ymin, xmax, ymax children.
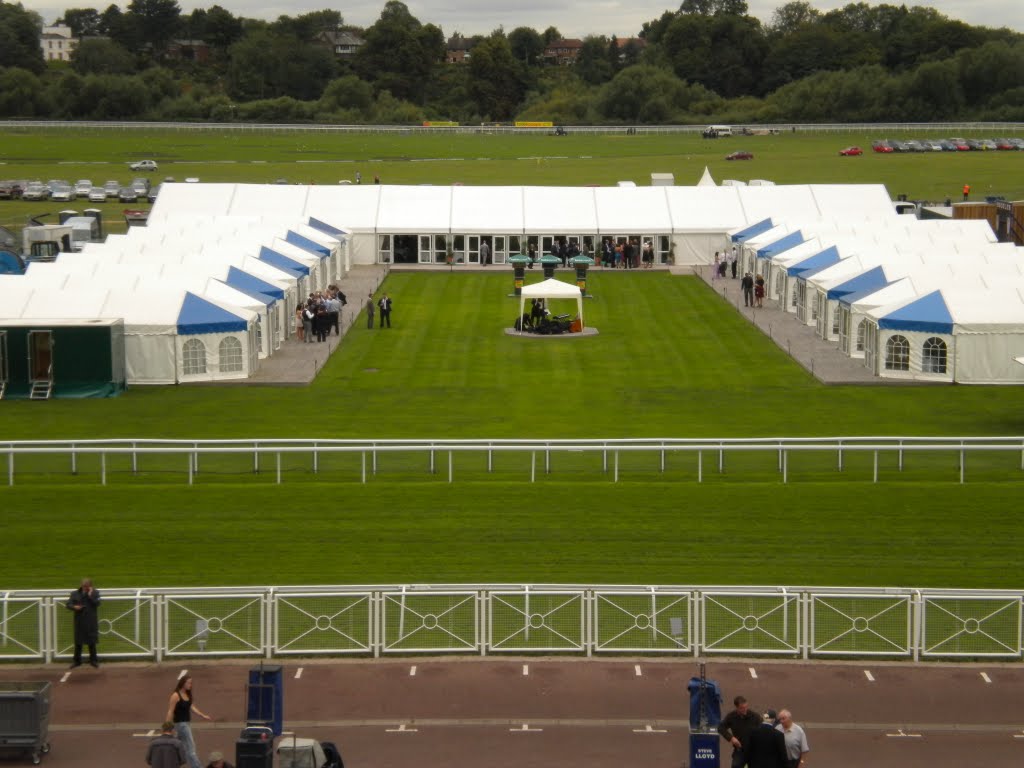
<box><xmin>1</xmin><ymin>0</ymin><xmax>1023</xmax><ymax>123</ymax></box>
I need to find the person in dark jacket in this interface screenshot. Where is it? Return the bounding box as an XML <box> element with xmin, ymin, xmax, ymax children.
<box><xmin>743</xmin><ymin>710</ymin><xmax>788</xmax><ymax>768</ymax></box>
<box><xmin>718</xmin><ymin>695</ymin><xmax>761</xmax><ymax>768</ymax></box>
<box><xmin>66</xmin><ymin>578</ymin><xmax>101</xmax><ymax>668</ymax></box>
<box><xmin>146</xmin><ymin>722</ymin><xmax>186</xmax><ymax>768</ymax></box>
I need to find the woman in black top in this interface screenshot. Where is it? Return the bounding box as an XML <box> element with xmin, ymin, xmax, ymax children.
<box><xmin>166</xmin><ymin>675</ymin><xmax>213</xmax><ymax>768</ymax></box>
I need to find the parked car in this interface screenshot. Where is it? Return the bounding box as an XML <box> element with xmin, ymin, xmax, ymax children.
<box><xmin>118</xmin><ymin>186</ymin><xmax>139</xmax><ymax>203</ymax></box>
<box><xmin>49</xmin><ymin>183</ymin><xmax>76</xmax><ymax>202</ymax></box>
<box><xmin>104</xmin><ymin>180</ymin><xmax>121</xmax><ymax>198</ymax></box>
<box><xmin>147</xmin><ymin>184</ymin><xmax>161</xmax><ymax>204</ymax></box>
<box><xmin>0</xmin><ymin>181</ymin><xmax>25</xmax><ymax>199</ymax></box>
<box><xmin>950</xmin><ymin>139</ymin><xmax>971</xmax><ymax>151</ymax></box>
<box><xmin>904</xmin><ymin>140</ymin><xmax>925</xmax><ymax>152</ymax></box>
<box><xmin>887</xmin><ymin>139</ymin><xmax>909</xmax><ymax>152</ymax></box>
<box><xmin>88</xmin><ymin>186</ymin><xmax>108</xmax><ymax>203</ymax></box>
<box><xmin>75</xmin><ymin>179</ymin><xmax>93</xmax><ymax>196</ymax></box>
<box><xmin>129</xmin><ymin>159</ymin><xmax>158</xmax><ymax>171</ymax></box>
<box><xmin>872</xmin><ymin>141</ymin><xmax>893</xmax><ymax>153</ymax></box>
<box><xmin>725</xmin><ymin>151</ymin><xmax>753</xmax><ymax>160</ymax></box>
<box><xmin>22</xmin><ymin>181</ymin><xmax>49</xmax><ymax>200</ymax></box>
<box><xmin>978</xmin><ymin>139</ymin><xmax>997</xmax><ymax>151</ymax></box>
<box><xmin>839</xmin><ymin>146</ymin><xmax>863</xmax><ymax>156</ymax></box>
<box><xmin>131</xmin><ymin>177</ymin><xmax>151</xmax><ymax>196</ymax></box>
<box><xmin>924</xmin><ymin>140</ymin><xmax>944</xmax><ymax>151</ymax></box>
<box><xmin>1009</xmin><ymin>138</ymin><xmax>1024</xmax><ymax>150</ymax></box>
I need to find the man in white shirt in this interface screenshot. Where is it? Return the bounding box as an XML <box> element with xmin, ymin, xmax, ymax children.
<box><xmin>775</xmin><ymin>709</ymin><xmax>809</xmax><ymax>768</ymax></box>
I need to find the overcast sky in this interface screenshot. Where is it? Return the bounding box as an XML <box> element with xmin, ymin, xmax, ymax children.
<box><xmin>27</xmin><ymin>0</ymin><xmax>1024</xmax><ymax>38</ymax></box>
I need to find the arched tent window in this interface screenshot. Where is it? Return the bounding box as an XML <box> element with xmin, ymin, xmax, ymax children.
<box><xmin>855</xmin><ymin>320</ymin><xmax>866</xmax><ymax>352</ymax></box>
<box><xmin>884</xmin><ymin>335</ymin><xmax>910</xmax><ymax>371</ymax></box>
<box><xmin>182</xmin><ymin>338</ymin><xmax>207</xmax><ymax>375</ymax></box>
<box><xmin>219</xmin><ymin>336</ymin><xmax>244</xmax><ymax>373</ymax></box>
<box><xmin>922</xmin><ymin>337</ymin><xmax>948</xmax><ymax>374</ymax></box>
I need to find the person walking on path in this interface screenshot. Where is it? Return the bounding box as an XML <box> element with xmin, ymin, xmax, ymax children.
<box><xmin>718</xmin><ymin>695</ymin><xmax>761</xmax><ymax>768</ymax></box>
<box><xmin>147</xmin><ymin>722</ymin><xmax>186</xmax><ymax>768</ymax></box>
<box><xmin>744</xmin><ymin>710</ymin><xmax>788</xmax><ymax>768</ymax></box>
<box><xmin>754</xmin><ymin>274</ymin><xmax>766</xmax><ymax>308</ymax></box>
<box><xmin>378</xmin><ymin>293</ymin><xmax>393</xmax><ymax>328</ymax></box>
<box><xmin>776</xmin><ymin>710</ymin><xmax>810</xmax><ymax>768</ymax></box>
<box><xmin>365</xmin><ymin>294</ymin><xmax>375</xmax><ymax>329</ymax></box>
<box><xmin>741</xmin><ymin>272</ymin><xmax>755</xmax><ymax>307</ymax></box>
<box><xmin>166</xmin><ymin>675</ymin><xmax>213</xmax><ymax>768</ymax></box>
<box><xmin>66</xmin><ymin>578</ymin><xmax>101</xmax><ymax>668</ymax></box>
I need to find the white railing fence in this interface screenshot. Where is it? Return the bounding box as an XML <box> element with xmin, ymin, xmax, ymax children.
<box><xmin>3</xmin><ymin>437</ymin><xmax>1024</xmax><ymax>486</ymax></box>
<box><xmin>3</xmin><ymin>585</ymin><xmax>1020</xmax><ymax>664</ymax></box>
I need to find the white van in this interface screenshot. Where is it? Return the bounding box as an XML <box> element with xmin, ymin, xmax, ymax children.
<box><xmin>707</xmin><ymin>125</ymin><xmax>732</xmax><ymax>137</ymax></box>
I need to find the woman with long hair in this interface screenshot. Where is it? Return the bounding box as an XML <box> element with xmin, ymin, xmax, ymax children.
<box><xmin>166</xmin><ymin>674</ymin><xmax>213</xmax><ymax>768</ymax></box>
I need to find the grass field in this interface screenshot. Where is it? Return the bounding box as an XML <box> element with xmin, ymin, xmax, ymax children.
<box><xmin>1</xmin><ymin>127</ymin><xmax>1023</xmax><ymax>594</ymax></box>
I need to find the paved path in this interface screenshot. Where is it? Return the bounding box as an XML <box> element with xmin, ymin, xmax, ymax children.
<box><xmin>239</xmin><ymin>265</ymin><xmax>389</xmax><ymax>386</ymax></box>
<box><xmin>2</xmin><ymin>658</ymin><xmax>1020</xmax><ymax>768</ymax></box>
<box><xmin>687</xmin><ymin>265</ymin><xmax>901</xmax><ymax>385</ymax></box>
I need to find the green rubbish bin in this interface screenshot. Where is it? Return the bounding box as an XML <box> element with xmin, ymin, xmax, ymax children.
<box><xmin>571</xmin><ymin>255</ymin><xmax>594</xmax><ymax>296</ymax></box>
<box><xmin>509</xmin><ymin>255</ymin><xmax>531</xmax><ymax>296</ymax></box>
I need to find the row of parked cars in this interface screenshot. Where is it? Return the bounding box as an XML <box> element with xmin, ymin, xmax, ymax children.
<box><xmin>869</xmin><ymin>138</ymin><xmax>1024</xmax><ymax>153</ymax></box>
<box><xmin>0</xmin><ymin>178</ymin><xmax>161</xmax><ymax>204</ymax></box>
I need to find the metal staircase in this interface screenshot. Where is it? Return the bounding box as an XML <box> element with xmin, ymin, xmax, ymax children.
<box><xmin>29</xmin><ymin>380</ymin><xmax>52</xmax><ymax>400</ymax></box>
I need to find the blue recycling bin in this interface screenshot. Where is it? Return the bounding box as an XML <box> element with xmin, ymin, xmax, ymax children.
<box><xmin>689</xmin><ymin>733</ymin><xmax>720</xmax><ymax>768</ymax></box>
<box><xmin>246</xmin><ymin>665</ymin><xmax>283</xmax><ymax>736</ymax></box>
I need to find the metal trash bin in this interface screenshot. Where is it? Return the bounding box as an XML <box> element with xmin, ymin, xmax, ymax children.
<box><xmin>0</xmin><ymin>682</ymin><xmax>51</xmax><ymax>765</ymax></box>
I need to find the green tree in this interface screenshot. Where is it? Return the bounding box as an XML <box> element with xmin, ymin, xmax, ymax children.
<box><xmin>355</xmin><ymin>1</ymin><xmax>444</xmax><ymax>103</ymax></box>
<box><xmin>597</xmin><ymin>64</ymin><xmax>705</xmax><ymax>122</ymax></box>
<box><xmin>768</xmin><ymin>1</ymin><xmax>821</xmax><ymax>35</ymax></box>
<box><xmin>508</xmin><ymin>26</ymin><xmax>544</xmax><ymax>66</ymax></box>
<box><xmin>320</xmin><ymin>74</ymin><xmax>374</xmax><ymax>115</ymax></box>
<box><xmin>60</xmin><ymin>8</ymin><xmax>103</xmax><ymax>37</ymax></box>
<box><xmin>575</xmin><ymin>36</ymin><xmax>614</xmax><ymax>85</ymax></box>
<box><xmin>0</xmin><ymin>2</ymin><xmax>45</xmax><ymax>73</ymax></box>
<box><xmin>661</xmin><ymin>10</ymin><xmax>767</xmax><ymax>97</ymax></box>
<box><xmin>127</xmin><ymin>0</ymin><xmax>182</xmax><ymax>54</ymax></box>
<box><xmin>71</xmin><ymin>38</ymin><xmax>137</xmax><ymax>75</ymax></box>
<box><xmin>541</xmin><ymin>26</ymin><xmax>561</xmax><ymax>45</ymax></box>
<box><xmin>203</xmin><ymin>5</ymin><xmax>244</xmax><ymax>50</ymax></box>
<box><xmin>467</xmin><ymin>34</ymin><xmax>526</xmax><ymax>120</ymax></box>
<box><xmin>227</xmin><ymin>28</ymin><xmax>336</xmax><ymax>101</ymax></box>
<box><xmin>272</xmin><ymin>9</ymin><xmax>342</xmax><ymax>42</ymax></box>
<box><xmin>0</xmin><ymin>67</ymin><xmax>46</xmax><ymax>116</ymax></box>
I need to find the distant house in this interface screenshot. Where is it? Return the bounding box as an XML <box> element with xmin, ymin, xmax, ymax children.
<box><xmin>40</xmin><ymin>23</ymin><xmax>78</xmax><ymax>62</ymax></box>
<box><xmin>446</xmin><ymin>34</ymin><xmax>474</xmax><ymax>64</ymax></box>
<box><xmin>543</xmin><ymin>39</ymin><xmax>583</xmax><ymax>65</ymax></box>
<box><xmin>167</xmin><ymin>40</ymin><xmax>211</xmax><ymax>63</ymax></box>
<box><xmin>316</xmin><ymin>30</ymin><xmax>365</xmax><ymax>58</ymax></box>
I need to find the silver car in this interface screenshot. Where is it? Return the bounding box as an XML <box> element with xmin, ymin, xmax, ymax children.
<box><xmin>88</xmin><ymin>186</ymin><xmax>108</xmax><ymax>203</ymax></box>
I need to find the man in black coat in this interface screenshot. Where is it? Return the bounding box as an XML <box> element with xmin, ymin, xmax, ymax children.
<box><xmin>719</xmin><ymin>695</ymin><xmax>761</xmax><ymax>768</ymax></box>
<box><xmin>66</xmin><ymin>578</ymin><xmax>101</xmax><ymax>668</ymax></box>
<box><xmin>741</xmin><ymin>272</ymin><xmax>755</xmax><ymax>307</ymax></box>
<box><xmin>378</xmin><ymin>293</ymin><xmax>393</xmax><ymax>328</ymax></box>
<box><xmin>743</xmin><ymin>710</ymin><xmax>788</xmax><ymax>768</ymax></box>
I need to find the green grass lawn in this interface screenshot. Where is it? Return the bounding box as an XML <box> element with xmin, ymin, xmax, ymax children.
<box><xmin>2</xmin><ymin>274</ymin><xmax>1023</xmax><ymax>591</ymax></box>
<box><xmin>2</xmin><ymin>127</ymin><xmax>1023</xmax><ymax>593</ymax></box>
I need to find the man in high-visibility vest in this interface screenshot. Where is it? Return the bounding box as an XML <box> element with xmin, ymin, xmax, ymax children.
<box><xmin>963</xmin><ymin>183</ymin><xmax>971</xmax><ymax>200</ymax></box>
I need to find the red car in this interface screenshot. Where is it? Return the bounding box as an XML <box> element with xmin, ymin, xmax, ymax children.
<box><xmin>871</xmin><ymin>141</ymin><xmax>893</xmax><ymax>153</ymax></box>
<box><xmin>725</xmin><ymin>151</ymin><xmax>753</xmax><ymax>160</ymax></box>
<box><xmin>839</xmin><ymin>146</ymin><xmax>863</xmax><ymax>156</ymax></box>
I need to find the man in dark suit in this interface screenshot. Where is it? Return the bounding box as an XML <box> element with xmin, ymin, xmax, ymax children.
<box><xmin>743</xmin><ymin>710</ymin><xmax>788</xmax><ymax>768</ymax></box>
<box><xmin>378</xmin><ymin>293</ymin><xmax>393</xmax><ymax>328</ymax></box>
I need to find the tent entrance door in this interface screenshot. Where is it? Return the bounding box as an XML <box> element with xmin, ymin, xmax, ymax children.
<box><xmin>28</xmin><ymin>330</ymin><xmax>53</xmax><ymax>399</ymax></box>
<box><xmin>419</xmin><ymin>235</ymin><xmax>432</xmax><ymax>264</ymax></box>
<box><xmin>467</xmin><ymin>235</ymin><xmax>480</xmax><ymax>264</ymax></box>
<box><xmin>0</xmin><ymin>331</ymin><xmax>7</xmax><ymax>399</ymax></box>
<box><xmin>492</xmin><ymin>236</ymin><xmax>506</xmax><ymax>265</ymax></box>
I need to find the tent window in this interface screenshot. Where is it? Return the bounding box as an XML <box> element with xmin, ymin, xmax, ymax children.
<box><xmin>884</xmin><ymin>335</ymin><xmax>910</xmax><ymax>371</ymax></box>
<box><xmin>855</xmin><ymin>320</ymin><xmax>866</xmax><ymax>352</ymax></box>
<box><xmin>219</xmin><ymin>336</ymin><xmax>244</xmax><ymax>373</ymax></box>
<box><xmin>831</xmin><ymin>306</ymin><xmax>840</xmax><ymax>335</ymax></box>
<box><xmin>182</xmin><ymin>338</ymin><xmax>207</xmax><ymax>376</ymax></box>
<box><xmin>922</xmin><ymin>337</ymin><xmax>947</xmax><ymax>374</ymax></box>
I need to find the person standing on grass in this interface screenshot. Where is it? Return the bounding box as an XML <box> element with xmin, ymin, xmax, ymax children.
<box><xmin>776</xmin><ymin>710</ymin><xmax>810</xmax><ymax>768</ymax></box>
<box><xmin>66</xmin><ymin>578</ymin><xmax>101</xmax><ymax>668</ymax></box>
<box><xmin>378</xmin><ymin>293</ymin><xmax>393</xmax><ymax>328</ymax></box>
<box><xmin>167</xmin><ymin>675</ymin><xmax>213</xmax><ymax>768</ymax></box>
<box><xmin>147</xmin><ymin>722</ymin><xmax>186</xmax><ymax>768</ymax></box>
<box><xmin>718</xmin><ymin>695</ymin><xmax>761</xmax><ymax>768</ymax></box>
<box><xmin>365</xmin><ymin>294</ymin><xmax>375</xmax><ymax>329</ymax></box>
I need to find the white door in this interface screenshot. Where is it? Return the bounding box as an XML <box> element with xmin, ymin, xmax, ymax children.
<box><xmin>419</xmin><ymin>235</ymin><xmax>432</xmax><ymax>264</ymax></box>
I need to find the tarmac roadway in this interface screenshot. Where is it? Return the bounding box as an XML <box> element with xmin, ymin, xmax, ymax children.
<box><xmin>1</xmin><ymin>658</ymin><xmax>1021</xmax><ymax>768</ymax></box>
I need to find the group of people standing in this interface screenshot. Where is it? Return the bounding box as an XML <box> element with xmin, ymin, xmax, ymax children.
<box><xmin>600</xmin><ymin>237</ymin><xmax>655</xmax><ymax>269</ymax></box>
<box><xmin>712</xmin><ymin>245</ymin><xmax>740</xmax><ymax>280</ymax></box>
<box><xmin>718</xmin><ymin>695</ymin><xmax>810</xmax><ymax>768</ymax></box>
<box><xmin>296</xmin><ymin>286</ymin><xmax>346</xmax><ymax>343</ymax></box>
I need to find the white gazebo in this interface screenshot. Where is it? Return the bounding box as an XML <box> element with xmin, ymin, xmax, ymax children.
<box><xmin>518</xmin><ymin>278</ymin><xmax>585</xmax><ymax>335</ymax></box>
